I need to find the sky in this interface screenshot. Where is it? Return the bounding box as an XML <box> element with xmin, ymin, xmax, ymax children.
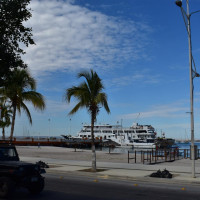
<box><xmin>7</xmin><ymin>0</ymin><xmax>200</xmax><ymax>139</ymax></box>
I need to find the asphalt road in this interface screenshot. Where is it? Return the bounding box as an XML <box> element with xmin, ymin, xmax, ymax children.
<box><xmin>7</xmin><ymin>172</ymin><xmax>200</xmax><ymax>200</ymax></box>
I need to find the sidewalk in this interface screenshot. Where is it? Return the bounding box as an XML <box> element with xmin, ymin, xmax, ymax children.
<box><xmin>20</xmin><ymin>156</ymin><xmax>200</xmax><ymax>184</ymax></box>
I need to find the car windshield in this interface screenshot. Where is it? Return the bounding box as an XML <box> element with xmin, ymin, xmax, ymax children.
<box><xmin>0</xmin><ymin>147</ymin><xmax>19</xmax><ymax>161</ymax></box>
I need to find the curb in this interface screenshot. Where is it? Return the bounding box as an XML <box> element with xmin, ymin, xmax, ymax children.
<box><xmin>45</xmin><ymin>166</ymin><xmax>200</xmax><ymax>186</ymax></box>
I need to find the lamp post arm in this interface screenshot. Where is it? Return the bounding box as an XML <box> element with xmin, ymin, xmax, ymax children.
<box><xmin>190</xmin><ymin>10</ymin><xmax>200</xmax><ymax>17</ymax></box>
<box><xmin>180</xmin><ymin>7</ymin><xmax>199</xmax><ymax>80</ymax></box>
<box><xmin>181</xmin><ymin>6</ymin><xmax>188</xmax><ymax>18</ymax></box>
<box><xmin>181</xmin><ymin>7</ymin><xmax>190</xmax><ymax>35</ymax></box>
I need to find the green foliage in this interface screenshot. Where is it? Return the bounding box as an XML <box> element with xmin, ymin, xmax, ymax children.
<box><xmin>65</xmin><ymin>69</ymin><xmax>110</xmax><ymax>119</ymax></box>
<box><xmin>0</xmin><ymin>68</ymin><xmax>45</xmax><ymax>139</ymax></box>
<box><xmin>0</xmin><ymin>99</ymin><xmax>12</xmax><ymax>139</ymax></box>
<box><xmin>0</xmin><ymin>0</ymin><xmax>34</xmax><ymax>85</ymax></box>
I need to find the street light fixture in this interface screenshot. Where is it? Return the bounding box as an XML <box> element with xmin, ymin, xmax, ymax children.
<box><xmin>175</xmin><ymin>0</ymin><xmax>200</xmax><ymax>178</ymax></box>
<box><xmin>175</xmin><ymin>0</ymin><xmax>182</xmax><ymax>7</ymax></box>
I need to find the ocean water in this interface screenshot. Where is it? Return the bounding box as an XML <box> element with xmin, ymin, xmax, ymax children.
<box><xmin>176</xmin><ymin>142</ymin><xmax>200</xmax><ymax>149</ymax></box>
<box><xmin>93</xmin><ymin>142</ymin><xmax>200</xmax><ymax>154</ymax></box>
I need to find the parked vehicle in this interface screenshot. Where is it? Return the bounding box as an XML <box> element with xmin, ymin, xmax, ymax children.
<box><xmin>0</xmin><ymin>143</ymin><xmax>45</xmax><ymax>198</ymax></box>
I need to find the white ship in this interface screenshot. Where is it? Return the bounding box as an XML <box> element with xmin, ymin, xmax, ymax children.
<box><xmin>75</xmin><ymin>123</ymin><xmax>157</xmax><ymax>148</ymax></box>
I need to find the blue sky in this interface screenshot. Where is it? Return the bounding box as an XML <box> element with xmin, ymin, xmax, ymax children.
<box><xmin>9</xmin><ymin>0</ymin><xmax>200</xmax><ymax>139</ymax></box>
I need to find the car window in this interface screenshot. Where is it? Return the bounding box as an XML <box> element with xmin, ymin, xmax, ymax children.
<box><xmin>0</xmin><ymin>147</ymin><xmax>18</xmax><ymax>160</ymax></box>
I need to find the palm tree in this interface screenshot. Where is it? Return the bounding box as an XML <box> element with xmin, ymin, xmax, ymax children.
<box><xmin>65</xmin><ymin>69</ymin><xmax>110</xmax><ymax>171</ymax></box>
<box><xmin>0</xmin><ymin>99</ymin><xmax>12</xmax><ymax>139</ymax></box>
<box><xmin>0</xmin><ymin>68</ymin><xmax>45</xmax><ymax>140</ymax></box>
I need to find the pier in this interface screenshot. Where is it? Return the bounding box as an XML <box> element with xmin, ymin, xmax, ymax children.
<box><xmin>0</xmin><ymin>137</ymin><xmax>115</xmax><ymax>148</ymax></box>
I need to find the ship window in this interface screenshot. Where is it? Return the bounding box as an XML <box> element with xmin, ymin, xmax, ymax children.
<box><xmin>148</xmin><ymin>130</ymin><xmax>154</xmax><ymax>133</ymax></box>
<box><xmin>129</xmin><ymin>131</ymin><xmax>134</xmax><ymax>133</ymax></box>
<box><xmin>136</xmin><ymin>130</ymin><xmax>147</xmax><ymax>133</ymax></box>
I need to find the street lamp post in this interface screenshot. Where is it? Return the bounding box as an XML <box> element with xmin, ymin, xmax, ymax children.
<box><xmin>175</xmin><ymin>0</ymin><xmax>200</xmax><ymax>178</ymax></box>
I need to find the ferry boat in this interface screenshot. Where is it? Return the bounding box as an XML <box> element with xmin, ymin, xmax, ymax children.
<box><xmin>73</xmin><ymin>123</ymin><xmax>157</xmax><ymax>148</ymax></box>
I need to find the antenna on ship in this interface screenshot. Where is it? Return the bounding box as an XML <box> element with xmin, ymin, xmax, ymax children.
<box><xmin>133</xmin><ymin>113</ymin><xmax>140</xmax><ymax>126</ymax></box>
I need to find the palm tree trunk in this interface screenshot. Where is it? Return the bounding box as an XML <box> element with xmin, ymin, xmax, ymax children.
<box><xmin>2</xmin><ymin>128</ymin><xmax>5</xmax><ymax>140</ymax></box>
<box><xmin>91</xmin><ymin>111</ymin><xmax>96</xmax><ymax>172</ymax></box>
<box><xmin>10</xmin><ymin>105</ymin><xmax>16</xmax><ymax>141</ymax></box>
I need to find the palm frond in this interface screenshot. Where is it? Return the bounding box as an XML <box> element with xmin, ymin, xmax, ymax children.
<box><xmin>22</xmin><ymin>91</ymin><xmax>45</xmax><ymax>111</ymax></box>
<box><xmin>65</xmin><ymin>69</ymin><xmax>110</xmax><ymax>117</ymax></box>
<box><xmin>68</xmin><ymin>102</ymin><xmax>84</xmax><ymax>115</ymax></box>
<box><xmin>96</xmin><ymin>93</ymin><xmax>110</xmax><ymax>114</ymax></box>
<box><xmin>21</xmin><ymin>102</ymin><xmax>32</xmax><ymax>124</ymax></box>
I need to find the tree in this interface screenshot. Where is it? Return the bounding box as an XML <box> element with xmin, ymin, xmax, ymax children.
<box><xmin>0</xmin><ymin>68</ymin><xmax>45</xmax><ymax>140</ymax></box>
<box><xmin>65</xmin><ymin>69</ymin><xmax>110</xmax><ymax>171</ymax></box>
<box><xmin>0</xmin><ymin>0</ymin><xmax>35</xmax><ymax>86</ymax></box>
<box><xmin>0</xmin><ymin>99</ymin><xmax>12</xmax><ymax>139</ymax></box>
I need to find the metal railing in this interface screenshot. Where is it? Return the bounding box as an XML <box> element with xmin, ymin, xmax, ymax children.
<box><xmin>128</xmin><ymin>148</ymin><xmax>180</xmax><ymax>164</ymax></box>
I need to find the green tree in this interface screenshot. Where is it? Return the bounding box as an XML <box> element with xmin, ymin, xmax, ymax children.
<box><xmin>0</xmin><ymin>69</ymin><xmax>45</xmax><ymax>140</ymax></box>
<box><xmin>0</xmin><ymin>0</ymin><xmax>34</xmax><ymax>86</ymax></box>
<box><xmin>0</xmin><ymin>99</ymin><xmax>12</xmax><ymax>139</ymax></box>
<box><xmin>65</xmin><ymin>69</ymin><xmax>110</xmax><ymax>171</ymax></box>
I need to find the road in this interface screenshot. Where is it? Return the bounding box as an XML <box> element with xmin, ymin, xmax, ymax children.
<box><xmin>8</xmin><ymin>172</ymin><xmax>200</xmax><ymax>200</ymax></box>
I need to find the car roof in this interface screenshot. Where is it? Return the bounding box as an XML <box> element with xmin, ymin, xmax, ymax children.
<box><xmin>0</xmin><ymin>143</ymin><xmax>16</xmax><ymax>148</ymax></box>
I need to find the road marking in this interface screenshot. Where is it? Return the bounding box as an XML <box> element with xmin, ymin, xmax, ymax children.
<box><xmin>97</xmin><ymin>175</ymin><xmax>109</xmax><ymax>179</ymax></box>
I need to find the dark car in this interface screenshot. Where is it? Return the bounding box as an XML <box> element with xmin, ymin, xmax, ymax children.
<box><xmin>0</xmin><ymin>143</ymin><xmax>45</xmax><ymax>198</ymax></box>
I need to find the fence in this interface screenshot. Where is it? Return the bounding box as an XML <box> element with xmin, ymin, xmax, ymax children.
<box><xmin>179</xmin><ymin>147</ymin><xmax>200</xmax><ymax>159</ymax></box>
<box><xmin>128</xmin><ymin>148</ymin><xmax>180</xmax><ymax>164</ymax></box>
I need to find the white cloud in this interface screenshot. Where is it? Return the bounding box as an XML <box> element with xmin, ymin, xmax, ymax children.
<box><xmin>18</xmin><ymin>99</ymin><xmax>69</xmax><ymax>117</ymax></box>
<box><xmin>105</xmin><ymin>71</ymin><xmax>160</xmax><ymax>88</ymax></box>
<box><xmin>23</xmin><ymin>0</ymin><xmax>152</xmax><ymax>76</ymax></box>
<box><xmin>121</xmin><ymin>103</ymin><xmax>188</xmax><ymax>119</ymax></box>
